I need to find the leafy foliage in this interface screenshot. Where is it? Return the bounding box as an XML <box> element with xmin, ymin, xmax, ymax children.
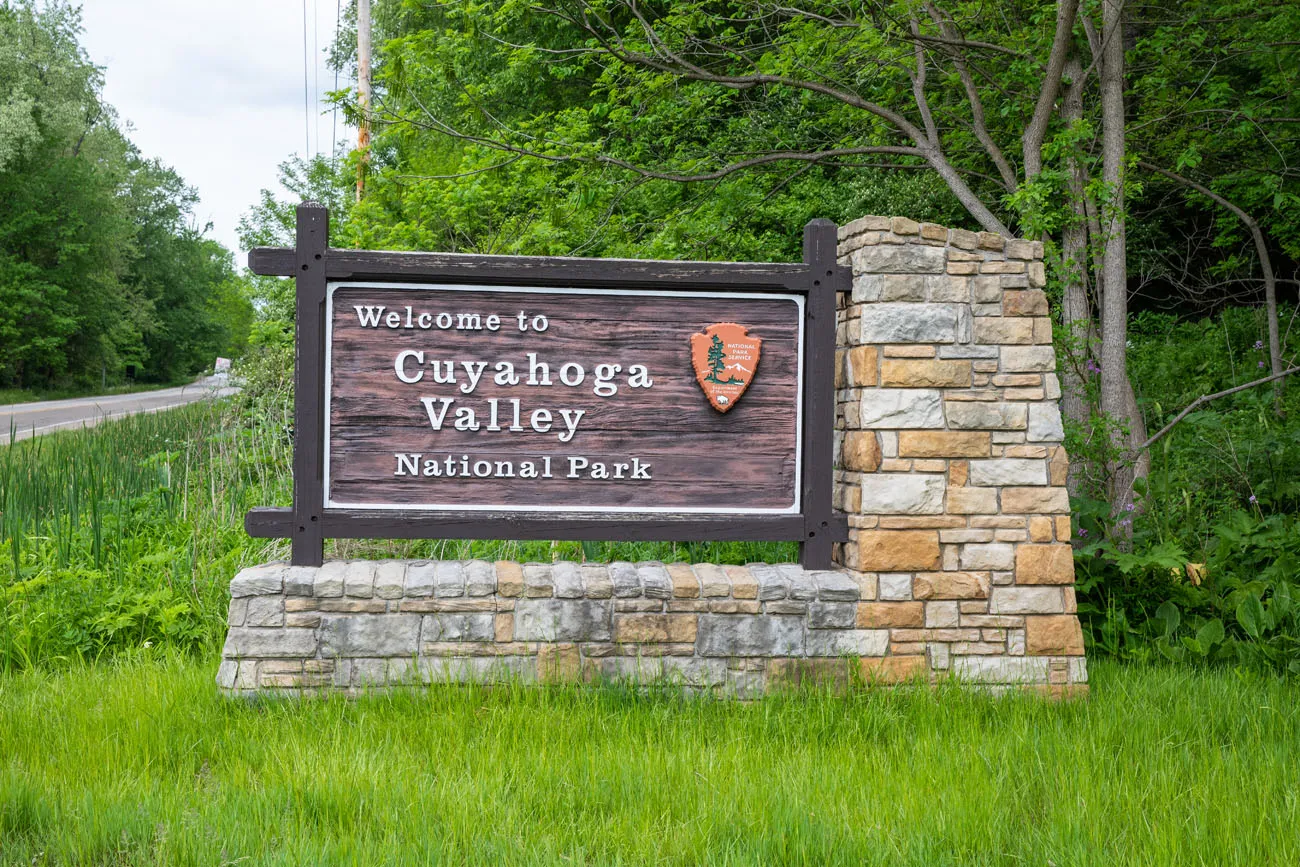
<box><xmin>0</xmin><ymin>0</ymin><xmax>251</xmax><ymax>389</ymax></box>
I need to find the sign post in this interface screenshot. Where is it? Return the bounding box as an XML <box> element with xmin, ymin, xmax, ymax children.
<box><xmin>246</xmin><ymin>204</ymin><xmax>849</xmax><ymax>567</ymax></box>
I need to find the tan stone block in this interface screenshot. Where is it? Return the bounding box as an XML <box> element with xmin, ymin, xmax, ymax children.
<box><xmin>898</xmin><ymin>431</ymin><xmax>990</xmax><ymax>458</ymax></box>
<box><xmin>859</xmin><ymin>655</ymin><xmax>928</xmax><ymax>683</ymax></box>
<box><xmin>284</xmin><ymin>598</ymin><xmax>319</xmax><ymax>612</ymax></box>
<box><xmin>879</xmin><ymin>458</ymin><xmax>912</xmax><ymax>472</ymax></box>
<box><xmin>1055</xmin><ymin>516</ymin><xmax>1072</xmax><ymax>541</ymax></box>
<box><xmin>1028</xmin><ymin>261</ymin><xmax>1046</xmax><ymax>287</ymax></box>
<box><xmin>843</xmin><ymin>431</ymin><xmax>881</xmax><ymax>472</ymax></box>
<box><xmin>856</xmin><ymin>531</ymin><xmax>941</xmax><ymax>570</ymax></box>
<box><xmin>1015</xmin><ymin>544</ymin><xmax>1076</xmax><ymax>584</ymax></box>
<box><xmin>913</xmin><ymin>459</ymin><xmax>947</xmax><ymax>472</ymax></box>
<box><xmin>613</xmin><ymin>613</ymin><xmax>698</xmax><ymax>643</ymax></box>
<box><xmin>835</xmin><ymin>349</ymin><xmax>845</xmax><ymax>389</ymax></box>
<box><xmin>882</xmin><ymin>345</ymin><xmax>936</xmax><ymax>358</ymax></box>
<box><xmin>1025</xmin><ymin>615</ymin><xmax>1085</xmax><ymax>655</ymax></box>
<box><xmin>993</xmin><ymin>374</ymin><xmax>1043</xmax><ymax>387</ymax></box>
<box><xmin>768</xmin><ymin>658</ymin><xmax>850</xmax><ymax>690</ymax></box>
<box><xmin>978</xmin><ymin>232</ymin><xmax>1005</xmax><ymax>251</ymax></box>
<box><xmin>1002</xmin><ymin>290</ymin><xmax>1049</xmax><ymax>316</ymax></box>
<box><xmin>891</xmin><ymin>216</ymin><xmax>921</xmax><ymax>235</ymax></box>
<box><xmin>949</xmin><ymin>460</ymin><xmax>969</xmax><ymax>486</ymax></box>
<box><xmin>1049</xmin><ymin>448</ymin><xmax>1069</xmax><ymax>486</ymax></box>
<box><xmin>981</xmin><ymin>260</ymin><xmax>1025</xmax><ymax>274</ymax></box>
<box><xmin>538</xmin><ymin>643</ymin><xmax>583</xmax><ymax>682</ymax></box>
<box><xmin>877</xmin><ymin>516</ymin><xmax>967</xmax><ymax>529</ymax></box>
<box><xmin>881</xmin><ymin>359</ymin><xmax>972</xmax><ymax>388</ymax></box>
<box><xmin>921</xmin><ymin>222</ymin><xmax>948</xmax><ymax>241</ymax></box>
<box><xmin>285</xmin><ymin>613</ymin><xmax>321</xmax><ymax>629</ymax></box>
<box><xmin>318</xmin><ymin>599</ymin><xmax>387</xmax><ymax>613</ymax></box>
<box><xmin>950</xmin><ymin>228</ymin><xmax>979</xmax><ymax>250</ymax></box>
<box><xmin>1033</xmin><ymin>318</ymin><xmax>1054</xmax><ymax>344</ymax></box>
<box><xmin>974</xmin><ymin>317</ymin><xmax>1035</xmax><ymax>344</ymax></box>
<box><xmin>495</xmin><ymin>613</ymin><xmax>514</xmax><ymax>642</ymax></box>
<box><xmin>847</xmin><ymin>345</ymin><xmax>878</xmax><ymax>386</ymax></box>
<box><xmin>946</xmin><ymin>487</ymin><xmax>998</xmax><ymax>514</ymax></box>
<box><xmin>857</xmin><ymin>601</ymin><xmax>925</xmax><ymax>628</ymax></box>
<box><xmin>913</xmin><ymin>572</ymin><xmax>990</xmax><ymax>600</ymax></box>
<box><xmin>667</xmin><ymin>563</ymin><xmax>699</xmax><ymax>598</ymax></box>
<box><xmin>1005</xmin><ymin>239</ymin><xmax>1035</xmax><ymax>259</ymax></box>
<box><xmin>724</xmin><ymin>566</ymin><xmax>758</xmax><ymax>599</ymax></box>
<box><xmin>947</xmin><ymin>261</ymin><xmax>979</xmax><ymax>275</ymax></box>
<box><xmin>1001</xmin><ymin>487</ymin><xmax>1071</xmax><ymax>515</ymax></box>
<box><xmin>1004</xmin><ymin>445</ymin><xmax>1049</xmax><ymax>458</ymax></box>
<box><xmin>495</xmin><ymin>561</ymin><xmax>524</xmax><ymax>597</ymax></box>
<box><xmin>1029</xmin><ymin>517</ymin><xmax>1054</xmax><ymax>542</ymax></box>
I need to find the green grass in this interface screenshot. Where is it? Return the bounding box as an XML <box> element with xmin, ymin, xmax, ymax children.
<box><xmin>0</xmin><ymin>657</ymin><xmax>1296</xmax><ymax>865</ymax></box>
<box><xmin>0</xmin><ymin>380</ymin><xmax>184</xmax><ymax>407</ymax></box>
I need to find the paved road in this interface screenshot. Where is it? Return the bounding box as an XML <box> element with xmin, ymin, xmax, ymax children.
<box><xmin>0</xmin><ymin>377</ymin><xmax>239</xmax><ymax>443</ymax></box>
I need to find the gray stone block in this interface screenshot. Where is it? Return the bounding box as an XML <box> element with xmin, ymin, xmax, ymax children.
<box><xmin>319</xmin><ymin>614</ymin><xmax>421</xmax><ymax>657</ymax></box>
<box><xmin>750</xmin><ymin>563</ymin><xmax>788</xmax><ymax>600</ymax></box>
<box><xmin>434</xmin><ymin>561</ymin><xmax>465</xmax><ymax>597</ymax></box>
<box><xmin>464</xmin><ymin>560</ymin><xmax>496</xmax><ymax>596</ymax></box>
<box><xmin>808</xmin><ymin>602</ymin><xmax>857</xmax><ymax>629</ymax></box>
<box><xmin>969</xmin><ymin>459</ymin><xmax>1047</xmax><ymax>487</ymax></box>
<box><xmin>283</xmin><ymin>566</ymin><xmax>316</xmax><ymax>596</ymax></box>
<box><xmin>314</xmin><ymin>561</ymin><xmax>347</xmax><ymax>598</ymax></box>
<box><xmin>952</xmin><ymin>656</ymin><xmax>1050</xmax><ymax>683</ymax></box>
<box><xmin>805</xmin><ymin>629</ymin><xmax>888</xmax><ymax>657</ymax></box>
<box><xmin>343</xmin><ymin>561</ymin><xmax>374</xmax><ymax>598</ymax></box>
<box><xmin>1028</xmin><ymin>403</ymin><xmax>1065</xmax><ymax>442</ymax></box>
<box><xmin>222</xmin><ymin>627</ymin><xmax>318</xmax><ymax>659</ymax></box>
<box><xmin>523</xmin><ymin>562</ymin><xmax>553</xmax><ymax>596</ymax></box>
<box><xmin>860</xmin><ymin>474</ymin><xmax>946</xmax><ymax>514</ymax></box>
<box><xmin>779</xmin><ymin>564</ymin><xmax>818</xmax><ymax>600</ymax></box>
<box><xmin>861</xmin><ymin>389</ymin><xmax>944</xmax><ymax>429</ymax></box>
<box><xmin>230</xmin><ymin>565</ymin><xmax>283</xmax><ymax>597</ymax></box>
<box><xmin>609</xmin><ymin>561</ymin><xmax>641</xmax><ymax>597</ymax></box>
<box><xmin>513</xmin><ymin>599</ymin><xmax>613</xmax><ymax>641</ymax></box>
<box><xmin>638</xmin><ymin>563</ymin><xmax>673</xmax><ymax>599</ymax></box>
<box><xmin>859</xmin><ymin>303</ymin><xmax>962</xmax><ymax>344</ymax></box>
<box><xmin>851</xmin><ymin>243</ymin><xmax>946</xmax><ymax>274</ymax></box>
<box><xmin>944</xmin><ymin>401</ymin><xmax>1028</xmax><ymax>431</ymax></box>
<box><xmin>244</xmin><ymin>596</ymin><xmax>285</xmax><ymax>627</ymax></box>
<box><xmin>404</xmin><ymin>562</ymin><xmax>436</xmax><ymax>597</ymax></box>
<box><xmin>697</xmin><ymin>615</ymin><xmax>804</xmax><ymax>657</ymax></box>
<box><xmin>814</xmin><ymin>571</ymin><xmax>861</xmax><ymax>601</ymax></box>
<box><xmin>421</xmin><ymin>613</ymin><xmax>494</xmax><ymax>642</ymax></box>
<box><xmin>552</xmin><ymin>562</ymin><xmax>584</xmax><ymax>598</ymax></box>
<box><xmin>374</xmin><ymin>562</ymin><xmax>407</xmax><ymax>600</ymax></box>
<box><xmin>989</xmin><ymin>586</ymin><xmax>1063</xmax><ymax>614</ymax></box>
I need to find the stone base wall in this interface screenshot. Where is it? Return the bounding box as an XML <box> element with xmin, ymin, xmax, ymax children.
<box><xmin>831</xmin><ymin>216</ymin><xmax>1086</xmax><ymax>693</ymax></box>
<box><xmin>219</xmin><ymin>558</ymin><xmax>1084</xmax><ymax>697</ymax></box>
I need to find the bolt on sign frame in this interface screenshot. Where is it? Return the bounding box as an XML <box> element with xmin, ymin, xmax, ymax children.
<box><xmin>244</xmin><ymin>204</ymin><xmax>849</xmax><ymax>568</ymax></box>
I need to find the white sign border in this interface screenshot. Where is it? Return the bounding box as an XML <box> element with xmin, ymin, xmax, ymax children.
<box><xmin>324</xmin><ymin>281</ymin><xmax>805</xmax><ymax>515</ymax></box>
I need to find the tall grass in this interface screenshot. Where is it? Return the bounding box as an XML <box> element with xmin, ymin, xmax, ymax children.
<box><xmin>0</xmin><ymin>657</ymin><xmax>1297</xmax><ymax>865</ymax></box>
<box><xmin>0</xmin><ymin>366</ymin><xmax>795</xmax><ymax>671</ymax></box>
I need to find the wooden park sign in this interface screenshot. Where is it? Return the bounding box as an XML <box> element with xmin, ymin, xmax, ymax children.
<box><xmin>245</xmin><ymin>204</ymin><xmax>849</xmax><ymax>568</ymax></box>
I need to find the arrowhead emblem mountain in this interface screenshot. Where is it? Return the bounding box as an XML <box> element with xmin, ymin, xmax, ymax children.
<box><xmin>690</xmin><ymin>323</ymin><xmax>762</xmax><ymax>413</ymax></box>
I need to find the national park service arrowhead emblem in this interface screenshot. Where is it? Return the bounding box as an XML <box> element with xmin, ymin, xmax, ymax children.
<box><xmin>690</xmin><ymin>323</ymin><xmax>762</xmax><ymax>413</ymax></box>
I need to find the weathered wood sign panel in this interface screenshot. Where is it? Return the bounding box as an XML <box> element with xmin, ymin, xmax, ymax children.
<box><xmin>327</xmin><ymin>285</ymin><xmax>803</xmax><ymax>512</ymax></box>
<box><xmin>244</xmin><ymin>204</ymin><xmax>848</xmax><ymax>568</ymax></box>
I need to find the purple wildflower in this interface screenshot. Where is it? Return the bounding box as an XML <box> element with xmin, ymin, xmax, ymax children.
<box><xmin>1249</xmin><ymin>495</ymin><xmax>1257</xmax><ymax>504</ymax></box>
<box><xmin>1255</xmin><ymin>340</ymin><xmax>1264</xmax><ymax>350</ymax></box>
<box><xmin>1259</xmin><ymin>361</ymin><xmax>1266</xmax><ymax>368</ymax></box>
<box><xmin>1078</xmin><ymin>528</ymin><xmax>1088</xmax><ymax>537</ymax></box>
<box><xmin>1124</xmin><ymin>502</ymin><xmax>1136</xmax><ymax>512</ymax></box>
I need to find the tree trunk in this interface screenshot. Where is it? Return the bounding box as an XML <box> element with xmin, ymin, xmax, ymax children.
<box><xmin>1098</xmin><ymin>0</ymin><xmax>1139</xmax><ymax>515</ymax></box>
<box><xmin>1059</xmin><ymin>55</ymin><xmax>1093</xmax><ymax>497</ymax></box>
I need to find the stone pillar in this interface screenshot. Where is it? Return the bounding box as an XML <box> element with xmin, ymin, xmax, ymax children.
<box><xmin>834</xmin><ymin>216</ymin><xmax>1087</xmax><ymax>695</ymax></box>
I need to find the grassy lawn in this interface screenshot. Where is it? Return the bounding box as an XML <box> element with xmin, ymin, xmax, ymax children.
<box><xmin>1</xmin><ymin>657</ymin><xmax>1297</xmax><ymax>865</ymax></box>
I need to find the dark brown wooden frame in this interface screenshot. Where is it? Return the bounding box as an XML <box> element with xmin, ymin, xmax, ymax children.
<box><xmin>245</xmin><ymin>204</ymin><xmax>849</xmax><ymax>568</ymax></box>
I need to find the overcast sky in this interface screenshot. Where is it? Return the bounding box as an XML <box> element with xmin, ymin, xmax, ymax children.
<box><xmin>80</xmin><ymin>0</ymin><xmax>347</xmax><ymax>260</ymax></box>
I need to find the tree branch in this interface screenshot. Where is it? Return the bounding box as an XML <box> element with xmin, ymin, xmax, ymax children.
<box><xmin>1022</xmin><ymin>0</ymin><xmax>1081</xmax><ymax>179</ymax></box>
<box><xmin>1137</xmin><ymin>159</ymin><xmax>1284</xmax><ymax>403</ymax></box>
<box><xmin>1135</xmin><ymin>366</ymin><xmax>1300</xmax><ymax>453</ymax></box>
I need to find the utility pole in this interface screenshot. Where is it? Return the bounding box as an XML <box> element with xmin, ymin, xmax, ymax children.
<box><xmin>356</xmin><ymin>0</ymin><xmax>371</xmax><ymax>202</ymax></box>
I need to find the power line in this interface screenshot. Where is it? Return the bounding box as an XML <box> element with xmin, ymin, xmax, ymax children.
<box><xmin>331</xmin><ymin>0</ymin><xmax>341</xmax><ymax>169</ymax></box>
<box><xmin>313</xmin><ymin>0</ymin><xmax>320</xmax><ymax>158</ymax></box>
<box><xmin>302</xmin><ymin>0</ymin><xmax>310</xmax><ymax>156</ymax></box>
